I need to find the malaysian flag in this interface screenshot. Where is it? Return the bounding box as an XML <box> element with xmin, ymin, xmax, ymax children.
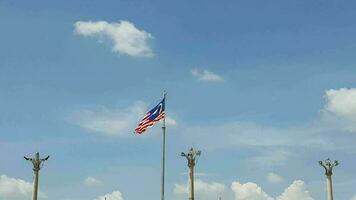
<box><xmin>135</xmin><ymin>97</ymin><xmax>165</xmax><ymax>134</ymax></box>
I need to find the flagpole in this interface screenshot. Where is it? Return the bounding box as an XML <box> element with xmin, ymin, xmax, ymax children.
<box><xmin>161</xmin><ymin>91</ymin><xmax>167</xmax><ymax>200</ymax></box>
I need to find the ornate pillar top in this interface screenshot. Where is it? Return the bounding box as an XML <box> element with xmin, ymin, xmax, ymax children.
<box><xmin>319</xmin><ymin>158</ymin><xmax>339</xmax><ymax>176</ymax></box>
<box><xmin>181</xmin><ymin>147</ymin><xmax>201</xmax><ymax>168</ymax></box>
<box><xmin>24</xmin><ymin>152</ymin><xmax>50</xmax><ymax>171</ymax></box>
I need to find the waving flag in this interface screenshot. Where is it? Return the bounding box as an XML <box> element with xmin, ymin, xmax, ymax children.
<box><xmin>135</xmin><ymin>97</ymin><xmax>165</xmax><ymax>134</ymax></box>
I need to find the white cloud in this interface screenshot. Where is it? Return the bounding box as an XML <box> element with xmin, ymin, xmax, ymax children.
<box><xmin>71</xmin><ymin>101</ymin><xmax>177</xmax><ymax>136</ymax></box>
<box><xmin>71</xmin><ymin>88</ymin><xmax>356</xmax><ymax>149</ymax></box>
<box><xmin>171</xmin><ymin>180</ymin><xmax>312</xmax><ymax>200</ymax></box>
<box><xmin>183</xmin><ymin>122</ymin><xmax>294</xmax><ymax>150</ymax></box>
<box><xmin>181</xmin><ymin>106</ymin><xmax>356</xmax><ymax>153</ymax></box>
<box><xmin>191</xmin><ymin>69</ymin><xmax>224</xmax><ymax>82</ymax></box>
<box><xmin>276</xmin><ymin>180</ymin><xmax>313</xmax><ymax>200</ymax></box>
<box><xmin>351</xmin><ymin>196</ymin><xmax>356</xmax><ymax>200</ymax></box>
<box><xmin>173</xmin><ymin>88</ymin><xmax>356</xmax><ymax>155</ymax></box>
<box><xmin>74</xmin><ymin>20</ymin><xmax>154</xmax><ymax>57</ymax></box>
<box><xmin>174</xmin><ymin>179</ymin><xmax>225</xmax><ymax>200</ymax></box>
<box><xmin>249</xmin><ymin>150</ymin><xmax>293</xmax><ymax>166</ymax></box>
<box><xmin>71</xmin><ymin>102</ymin><xmax>146</xmax><ymax>136</ymax></box>
<box><xmin>95</xmin><ymin>191</ymin><xmax>124</xmax><ymax>200</ymax></box>
<box><xmin>166</xmin><ymin>116</ymin><xmax>177</xmax><ymax>126</ymax></box>
<box><xmin>266</xmin><ymin>173</ymin><xmax>284</xmax><ymax>184</ymax></box>
<box><xmin>323</xmin><ymin>88</ymin><xmax>356</xmax><ymax>132</ymax></box>
<box><xmin>231</xmin><ymin>181</ymin><xmax>273</xmax><ymax>200</ymax></box>
<box><xmin>0</xmin><ymin>174</ymin><xmax>46</xmax><ymax>199</ymax></box>
<box><xmin>324</xmin><ymin>88</ymin><xmax>356</xmax><ymax>121</ymax></box>
<box><xmin>84</xmin><ymin>177</ymin><xmax>102</xmax><ymax>187</ymax></box>
<box><xmin>231</xmin><ymin>180</ymin><xmax>313</xmax><ymax>200</ymax></box>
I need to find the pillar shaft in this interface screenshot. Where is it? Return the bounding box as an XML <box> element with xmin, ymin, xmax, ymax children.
<box><xmin>326</xmin><ymin>175</ymin><xmax>333</xmax><ymax>200</ymax></box>
<box><xmin>32</xmin><ymin>170</ymin><xmax>39</xmax><ymax>200</ymax></box>
<box><xmin>188</xmin><ymin>165</ymin><xmax>194</xmax><ymax>200</ymax></box>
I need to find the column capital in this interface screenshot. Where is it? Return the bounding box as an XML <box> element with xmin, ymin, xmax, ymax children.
<box><xmin>181</xmin><ymin>148</ymin><xmax>201</xmax><ymax>168</ymax></box>
<box><xmin>319</xmin><ymin>158</ymin><xmax>338</xmax><ymax>176</ymax></box>
<box><xmin>24</xmin><ymin>152</ymin><xmax>50</xmax><ymax>171</ymax></box>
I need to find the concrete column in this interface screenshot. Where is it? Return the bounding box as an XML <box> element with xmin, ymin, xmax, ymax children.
<box><xmin>319</xmin><ymin>158</ymin><xmax>338</xmax><ymax>200</ymax></box>
<box><xmin>24</xmin><ymin>152</ymin><xmax>50</xmax><ymax>200</ymax></box>
<box><xmin>32</xmin><ymin>170</ymin><xmax>39</xmax><ymax>200</ymax></box>
<box><xmin>188</xmin><ymin>165</ymin><xmax>194</xmax><ymax>200</ymax></box>
<box><xmin>181</xmin><ymin>148</ymin><xmax>201</xmax><ymax>200</ymax></box>
<box><xmin>326</xmin><ymin>175</ymin><xmax>333</xmax><ymax>200</ymax></box>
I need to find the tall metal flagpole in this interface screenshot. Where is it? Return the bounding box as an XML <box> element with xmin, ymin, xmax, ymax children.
<box><xmin>161</xmin><ymin>91</ymin><xmax>167</xmax><ymax>200</ymax></box>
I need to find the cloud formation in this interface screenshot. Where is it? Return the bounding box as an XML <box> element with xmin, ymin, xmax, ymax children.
<box><xmin>182</xmin><ymin>122</ymin><xmax>315</xmax><ymax>151</ymax></box>
<box><xmin>231</xmin><ymin>180</ymin><xmax>313</xmax><ymax>200</ymax></box>
<box><xmin>323</xmin><ymin>88</ymin><xmax>356</xmax><ymax>132</ymax></box>
<box><xmin>174</xmin><ymin>179</ymin><xmax>314</xmax><ymax>200</ymax></box>
<box><xmin>324</xmin><ymin>88</ymin><xmax>356</xmax><ymax>121</ymax></box>
<box><xmin>276</xmin><ymin>180</ymin><xmax>313</xmax><ymax>200</ymax></box>
<box><xmin>249</xmin><ymin>150</ymin><xmax>293</xmax><ymax>166</ymax></box>
<box><xmin>174</xmin><ymin>179</ymin><xmax>225</xmax><ymax>200</ymax></box>
<box><xmin>266</xmin><ymin>173</ymin><xmax>284</xmax><ymax>184</ymax></box>
<box><xmin>231</xmin><ymin>181</ymin><xmax>273</xmax><ymax>200</ymax></box>
<box><xmin>95</xmin><ymin>191</ymin><xmax>124</xmax><ymax>200</ymax></box>
<box><xmin>166</xmin><ymin>116</ymin><xmax>177</xmax><ymax>126</ymax></box>
<box><xmin>84</xmin><ymin>177</ymin><xmax>103</xmax><ymax>187</ymax></box>
<box><xmin>74</xmin><ymin>20</ymin><xmax>154</xmax><ymax>57</ymax></box>
<box><xmin>71</xmin><ymin>101</ymin><xmax>177</xmax><ymax>136</ymax></box>
<box><xmin>71</xmin><ymin>101</ymin><xmax>147</xmax><ymax>136</ymax></box>
<box><xmin>181</xmin><ymin>88</ymin><xmax>356</xmax><ymax>156</ymax></box>
<box><xmin>191</xmin><ymin>69</ymin><xmax>224</xmax><ymax>82</ymax></box>
<box><xmin>0</xmin><ymin>174</ymin><xmax>46</xmax><ymax>199</ymax></box>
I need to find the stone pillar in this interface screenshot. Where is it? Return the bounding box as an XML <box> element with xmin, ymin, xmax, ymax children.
<box><xmin>319</xmin><ymin>158</ymin><xmax>338</xmax><ymax>200</ymax></box>
<box><xmin>24</xmin><ymin>152</ymin><xmax>50</xmax><ymax>200</ymax></box>
<box><xmin>33</xmin><ymin>169</ymin><xmax>39</xmax><ymax>200</ymax></box>
<box><xmin>181</xmin><ymin>148</ymin><xmax>201</xmax><ymax>200</ymax></box>
<box><xmin>326</xmin><ymin>175</ymin><xmax>333</xmax><ymax>200</ymax></box>
<box><xmin>188</xmin><ymin>163</ymin><xmax>194</xmax><ymax>200</ymax></box>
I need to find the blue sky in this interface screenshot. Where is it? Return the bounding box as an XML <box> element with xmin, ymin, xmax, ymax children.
<box><xmin>1</xmin><ymin>1</ymin><xmax>356</xmax><ymax>200</ymax></box>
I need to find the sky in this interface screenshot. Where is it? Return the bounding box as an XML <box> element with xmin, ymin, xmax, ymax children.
<box><xmin>0</xmin><ymin>0</ymin><xmax>356</xmax><ymax>200</ymax></box>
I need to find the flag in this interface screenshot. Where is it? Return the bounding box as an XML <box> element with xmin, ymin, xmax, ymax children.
<box><xmin>135</xmin><ymin>97</ymin><xmax>165</xmax><ymax>134</ymax></box>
